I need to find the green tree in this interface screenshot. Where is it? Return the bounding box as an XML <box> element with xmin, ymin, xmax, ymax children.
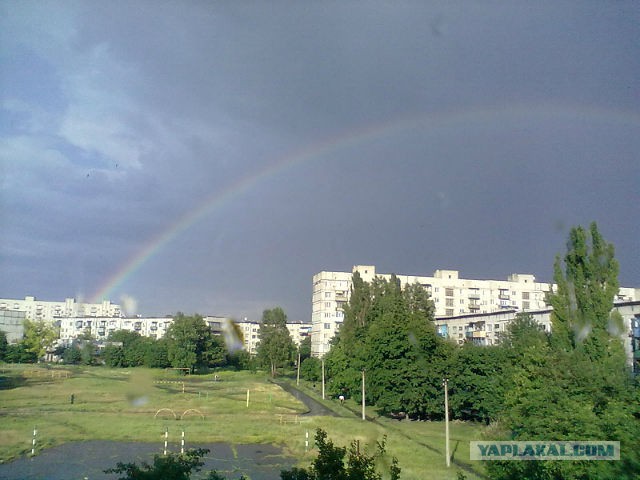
<box><xmin>299</xmin><ymin>335</ymin><xmax>312</xmax><ymax>361</ymax></box>
<box><xmin>489</xmin><ymin>223</ymin><xmax>640</xmax><ymax>480</ymax></box>
<box><xmin>22</xmin><ymin>319</ymin><xmax>59</xmax><ymax>361</ymax></box>
<box><xmin>326</xmin><ymin>274</ymin><xmax>445</xmax><ymax>419</ymax></box>
<box><xmin>256</xmin><ymin>307</ymin><xmax>295</xmax><ymax>377</ymax></box>
<box><xmin>4</xmin><ymin>343</ymin><xmax>37</xmax><ymax>363</ymax></box>
<box><xmin>448</xmin><ymin>344</ymin><xmax>507</xmax><ymax>424</ymax></box>
<box><xmin>547</xmin><ymin>221</ymin><xmax>620</xmax><ymax>360</ymax></box>
<box><xmin>104</xmin><ymin>448</ymin><xmax>243</xmax><ymax>480</ymax></box>
<box><xmin>165</xmin><ymin>314</ymin><xmax>219</xmax><ymax>372</ymax></box>
<box><xmin>300</xmin><ymin>356</ymin><xmax>321</xmax><ymax>382</ymax></box>
<box><xmin>280</xmin><ymin>429</ymin><xmax>400</xmax><ymax>480</ymax></box>
<box><xmin>0</xmin><ymin>331</ymin><xmax>8</xmax><ymax>361</ymax></box>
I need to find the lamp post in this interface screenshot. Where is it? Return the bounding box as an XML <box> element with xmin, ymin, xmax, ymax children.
<box><xmin>362</xmin><ymin>369</ymin><xmax>366</xmax><ymax>421</ymax></box>
<box><xmin>296</xmin><ymin>348</ymin><xmax>301</xmax><ymax>386</ymax></box>
<box><xmin>443</xmin><ymin>378</ymin><xmax>450</xmax><ymax>467</ymax></box>
<box><xmin>321</xmin><ymin>358</ymin><xmax>325</xmax><ymax>399</ymax></box>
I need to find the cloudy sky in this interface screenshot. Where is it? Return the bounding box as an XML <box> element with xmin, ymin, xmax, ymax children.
<box><xmin>1</xmin><ymin>1</ymin><xmax>639</xmax><ymax>321</ymax></box>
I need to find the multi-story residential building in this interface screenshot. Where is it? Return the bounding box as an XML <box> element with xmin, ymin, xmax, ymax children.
<box><xmin>0</xmin><ymin>310</ymin><xmax>26</xmax><ymax>343</ymax></box>
<box><xmin>0</xmin><ymin>296</ymin><xmax>121</xmax><ymax>323</ymax></box>
<box><xmin>59</xmin><ymin>316</ymin><xmax>173</xmax><ymax>344</ymax></box>
<box><xmin>311</xmin><ymin>265</ymin><xmax>639</xmax><ymax>357</ymax></box>
<box><xmin>236</xmin><ymin>319</ymin><xmax>261</xmax><ymax>355</ymax></box>
<box><xmin>286</xmin><ymin>320</ymin><xmax>312</xmax><ymax>347</ymax></box>
<box><xmin>236</xmin><ymin>319</ymin><xmax>312</xmax><ymax>355</ymax></box>
<box><xmin>435</xmin><ymin>301</ymin><xmax>640</xmax><ymax>368</ymax></box>
<box><xmin>434</xmin><ymin>309</ymin><xmax>553</xmax><ymax>347</ymax></box>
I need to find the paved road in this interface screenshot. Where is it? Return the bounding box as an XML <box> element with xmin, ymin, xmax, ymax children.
<box><xmin>274</xmin><ymin>381</ymin><xmax>339</xmax><ymax>417</ymax></box>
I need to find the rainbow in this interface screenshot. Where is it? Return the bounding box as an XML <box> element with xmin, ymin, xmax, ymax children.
<box><xmin>89</xmin><ymin>102</ymin><xmax>640</xmax><ymax>303</ymax></box>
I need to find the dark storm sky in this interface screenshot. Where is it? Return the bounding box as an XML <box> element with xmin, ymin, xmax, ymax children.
<box><xmin>1</xmin><ymin>1</ymin><xmax>638</xmax><ymax>320</ymax></box>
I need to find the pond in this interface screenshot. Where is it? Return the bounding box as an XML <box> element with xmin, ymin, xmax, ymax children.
<box><xmin>0</xmin><ymin>441</ymin><xmax>296</xmax><ymax>480</ymax></box>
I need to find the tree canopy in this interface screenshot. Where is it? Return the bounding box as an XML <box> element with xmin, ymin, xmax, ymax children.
<box><xmin>256</xmin><ymin>307</ymin><xmax>295</xmax><ymax>377</ymax></box>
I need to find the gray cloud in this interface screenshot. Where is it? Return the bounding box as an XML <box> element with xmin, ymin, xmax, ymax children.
<box><xmin>1</xmin><ymin>1</ymin><xmax>638</xmax><ymax>320</ymax></box>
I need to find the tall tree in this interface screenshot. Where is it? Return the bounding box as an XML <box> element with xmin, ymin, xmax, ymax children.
<box><xmin>256</xmin><ymin>307</ymin><xmax>294</xmax><ymax>377</ymax></box>
<box><xmin>489</xmin><ymin>223</ymin><xmax>640</xmax><ymax>480</ymax></box>
<box><xmin>547</xmin><ymin>221</ymin><xmax>620</xmax><ymax>360</ymax></box>
<box><xmin>0</xmin><ymin>331</ymin><xmax>8</xmax><ymax>361</ymax></box>
<box><xmin>22</xmin><ymin>319</ymin><xmax>59</xmax><ymax>361</ymax></box>
<box><xmin>166</xmin><ymin>313</ymin><xmax>218</xmax><ymax>372</ymax></box>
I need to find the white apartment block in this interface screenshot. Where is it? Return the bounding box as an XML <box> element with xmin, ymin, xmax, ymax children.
<box><xmin>434</xmin><ymin>309</ymin><xmax>553</xmax><ymax>347</ymax></box>
<box><xmin>236</xmin><ymin>319</ymin><xmax>261</xmax><ymax>355</ymax></box>
<box><xmin>311</xmin><ymin>265</ymin><xmax>639</xmax><ymax>357</ymax></box>
<box><xmin>435</xmin><ymin>301</ymin><xmax>640</xmax><ymax>368</ymax></box>
<box><xmin>0</xmin><ymin>296</ymin><xmax>121</xmax><ymax>323</ymax></box>
<box><xmin>286</xmin><ymin>320</ymin><xmax>312</xmax><ymax>347</ymax></box>
<box><xmin>59</xmin><ymin>317</ymin><xmax>173</xmax><ymax>343</ymax></box>
<box><xmin>236</xmin><ymin>319</ymin><xmax>312</xmax><ymax>355</ymax></box>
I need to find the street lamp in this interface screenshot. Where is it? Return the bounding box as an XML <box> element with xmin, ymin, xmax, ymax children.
<box><xmin>443</xmin><ymin>378</ymin><xmax>450</xmax><ymax>467</ymax></box>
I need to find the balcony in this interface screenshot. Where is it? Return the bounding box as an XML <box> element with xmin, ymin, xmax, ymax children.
<box><xmin>468</xmin><ymin>304</ymin><xmax>481</xmax><ymax>311</ymax></box>
<box><xmin>498</xmin><ymin>294</ymin><xmax>510</xmax><ymax>300</ymax></box>
<box><xmin>468</xmin><ymin>294</ymin><xmax>480</xmax><ymax>300</ymax></box>
<box><xmin>472</xmin><ymin>331</ymin><xmax>486</xmax><ymax>338</ymax></box>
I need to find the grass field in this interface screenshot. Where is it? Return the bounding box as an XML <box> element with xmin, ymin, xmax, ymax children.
<box><xmin>0</xmin><ymin>365</ymin><xmax>487</xmax><ymax>479</ymax></box>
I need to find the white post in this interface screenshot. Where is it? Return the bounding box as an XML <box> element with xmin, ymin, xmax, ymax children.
<box><xmin>181</xmin><ymin>430</ymin><xmax>185</xmax><ymax>454</ymax></box>
<box><xmin>164</xmin><ymin>427</ymin><xmax>168</xmax><ymax>455</ymax></box>
<box><xmin>443</xmin><ymin>378</ymin><xmax>450</xmax><ymax>467</ymax></box>
<box><xmin>305</xmin><ymin>430</ymin><xmax>309</xmax><ymax>453</ymax></box>
<box><xmin>321</xmin><ymin>359</ymin><xmax>325</xmax><ymax>400</ymax></box>
<box><xmin>296</xmin><ymin>350</ymin><xmax>301</xmax><ymax>386</ymax></box>
<box><xmin>31</xmin><ymin>427</ymin><xmax>37</xmax><ymax>456</ymax></box>
<box><xmin>246</xmin><ymin>389</ymin><xmax>250</xmax><ymax>407</ymax></box>
<box><xmin>361</xmin><ymin>369</ymin><xmax>366</xmax><ymax>421</ymax></box>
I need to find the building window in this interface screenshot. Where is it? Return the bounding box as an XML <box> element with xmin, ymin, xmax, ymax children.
<box><xmin>523</xmin><ymin>301</ymin><xmax>530</xmax><ymax>310</ymax></box>
<box><xmin>446</xmin><ymin>309</ymin><xmax>454</xmax><ymax>316</ymax></box>
<box><xmin>446</xmin><ymin>298</ymin><xmax>454</xmax><ymax>307</ymax></box>
<box><xmin>445</xmin><ymin>288</ymin><xmax>454</xmax><ymax>297</ymax></box>
<box><xmin>522</xmin><ymin>292</ymin><xmax>530</xmax><ymax>300</ymax></box>
<box><xmin>494</xmin><ymin>324</ymin><xmax>500</xmax><ymax>330</ymax></box>
<box><xmin>324</xmin><ymin>323</ymin><xmax>331</xmax><ymax>329</ymax></box>
<box><xmin>325</xmin><ymin>292</ymin><xmax>332</xmax><ymax>298</ymax></box>
<box><xmin>325</xmin><ymin>302</ymin><xmax>331</xmax><ymax>307</ymax></box>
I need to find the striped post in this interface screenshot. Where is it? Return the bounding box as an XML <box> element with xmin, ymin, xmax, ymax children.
<box><xmin>164</xmin><ymin>427</ymin><xmax>168</xmax><ymax>455</ymax></box>
<box><xmin>31</xmin><ymin>427</ymin><xmax>37</xmax><ymax>456</ymax></box>
<box><xmin>181</xmin><ymin>430</ymin><xmax>185</xmax><ymax>454</ymax></box>
<box><xmin>305</xmin><ymin>430</ymin><xmax>309</xmax><ymax>453</ymax></box>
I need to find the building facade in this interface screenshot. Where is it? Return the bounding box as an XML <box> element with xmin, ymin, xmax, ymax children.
<box><xmin>0</xmin><ymin>296</ymin><xmax>121</xmax><ymax>323</ymax></box>
<box><xmin>59</xmin><ymin>316</ymin><xmax>173</xmax><ymax>344</ymax></box>
<box><xmin>435</xmin><ymin>301</ymin><xmax>640</xmax><ymax>369</ymax></box>
<box><xmin>311</xmin><ymin>265</ymin><xmax>639</xmax><ymax>357</ymax></box>
<box><xmin>0</xmin><ymin>310</ymin><xmax>26</xmax><ymax>343</ymax></box>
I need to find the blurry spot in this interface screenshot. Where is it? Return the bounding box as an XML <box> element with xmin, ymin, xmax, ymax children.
<box><xmin>127</xmin><ymin>370</ymin><xmax>152</xmax><ymax>406</ymax></box>
<box><xmin>223</xmin><ymin>318</ymin><xmax>244</xmax><ymax>352</ymax></box>
<box><xmin>120</xmin><ymin>294</ymin><xmax>138</xmax><ymax>316</ymax></box>
<box><xmin>553</xmin><ymin>219</ymin><xmax>566</xmax><ymax>233</ymax></box>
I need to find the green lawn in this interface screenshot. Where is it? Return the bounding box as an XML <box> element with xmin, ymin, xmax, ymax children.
<box><xmin>0</xmin><ymin>365</ymin><xmax>487</xmax><ymax>479</ymax></box>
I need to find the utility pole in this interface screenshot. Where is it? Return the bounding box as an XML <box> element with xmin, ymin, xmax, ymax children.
<box><xmin>443</xmin><ymin>378</ymin><xmax>450</xmax><ymax>467</ymax></box>
<box><xmin>321</xmin><ymin>358</ymin><xmax>325</xmax><ymax>399</ymax></box>
<box><xmin>361</xmin><ymin>369</ymin><xmax>366</xmax><ymax>421</ymax></box>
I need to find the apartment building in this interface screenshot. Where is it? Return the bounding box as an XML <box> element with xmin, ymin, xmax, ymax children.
<box><xmin>311</xmin><ymin>265</ymin><xmax>639</xmax><ymax>357</ymax></box>
<box><xmin>435</xmin><ymin>301</ymin><xmax>640</xmax><ymax>369</ymax></box>
<box><xmin>236</xmin><ymin>319</ymin><xmax>312</xmax><ymax>355</ymax></box>
<box><xmin>0</xmin><ymin>296</ymin><xmax>121</xmax><ymax>322</ymax></box>
<box><xmin>59</xmin><ymin>316</ymin><xmax>173</xmax><ymax>343</ymax></box>
<box><xmin>434</xmin><ymin>309</ymin><xmax>553</xmax><ymax>347</ymax></box>
<box><xmin>0</xmin><ymin>310</ymin><xmax>26</xmax><ymax>343</ymax></box>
